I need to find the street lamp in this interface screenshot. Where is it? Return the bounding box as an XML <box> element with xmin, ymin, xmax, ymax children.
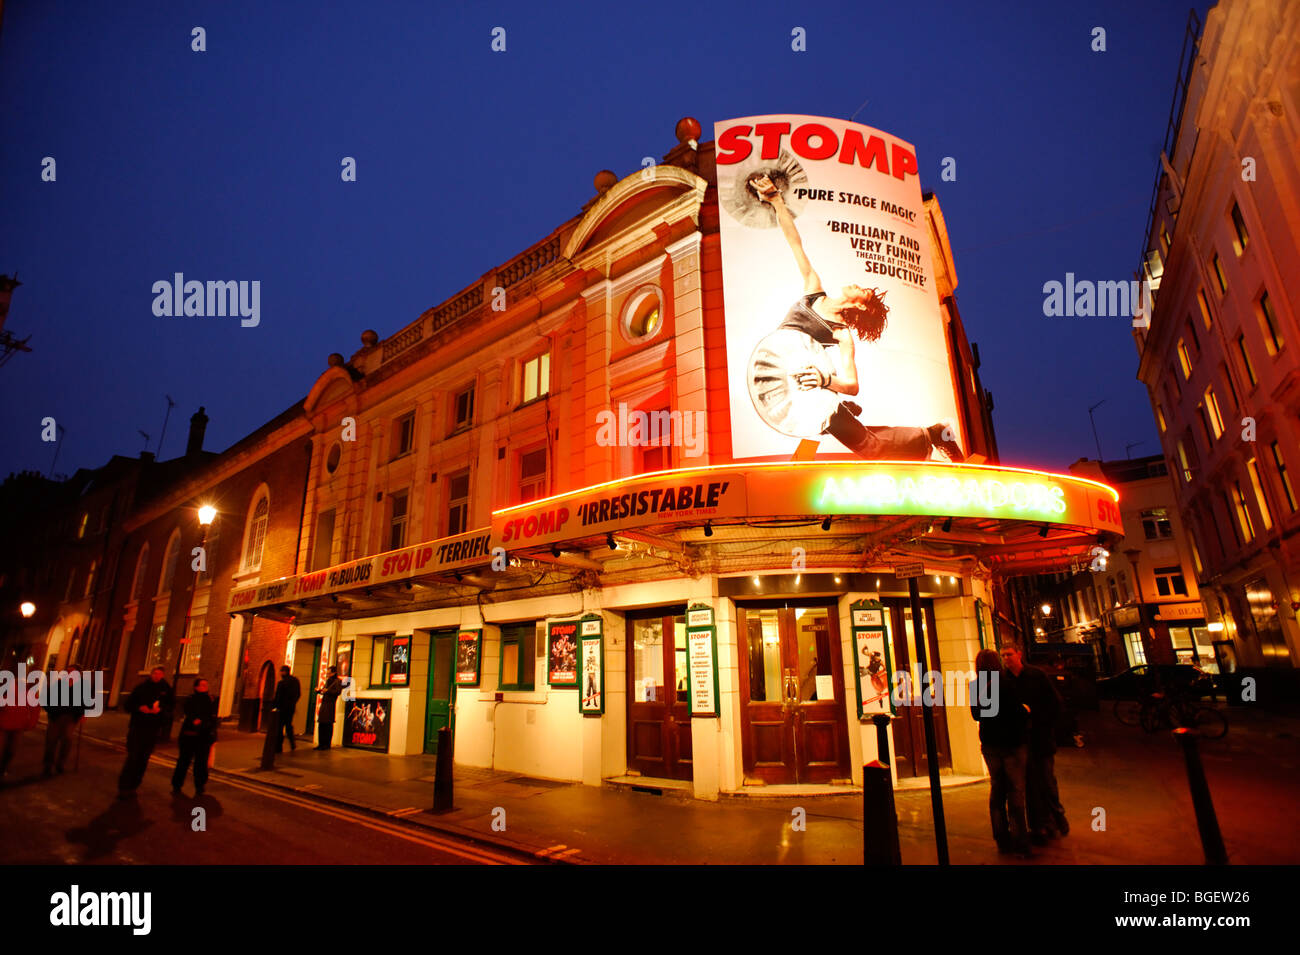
<box><xmin>20</xmin><ymin>601</ymin><xmax>35</xmax><ymax>618</ymax></box>
<box><xmin>1040</xmin><ymin>602</ymin><xmax>1052</xmax><ymax>616</ymax></box>
<box><xmin>166</xmin><ymin>504</ymin><xmax>216</xmax><ymax>739</ymax></box>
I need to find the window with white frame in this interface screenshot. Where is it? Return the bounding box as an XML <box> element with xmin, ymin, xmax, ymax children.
<box><xmin>447</xmin><ymin>470</ymin><xmax>470</xmax><ymax>536</ymax></box>
<box><xmin>451</xmin><ymin>384</ymin><xmax>475</xmax><ymax>433</ymax></box>
<box><xmin>1141</xmin><ymin>508</ymin><xmax>1173</xmax><ymax>540</ymax></box>
<box><xmin>145</xmin><ymin>622</ymin><xmax>166</xmax><ymax>670</ymax></box>
<box><xmin>179</xmin><ymin>617</ymin><xmax>204</xmax><ymax>674</ymax></box>
<box><xmin>1154</xmin><ymin>566</ymin><xmax>1188</xmax><ymax>598</ymax></box>
<box><xmin>388</xmin><ymin>490</ymin><xmax>409</xmax><ymax>551</ymax></box>
<box><xmin>241</xmin><ymin>495</ymin><xmax>270</xmax><ymax>573</ymax></box>
<box><xmin>521</xmin><ymin>352</ymin><xmax>550</xmax><ymax>404</ymax></box>
<box><xmin>391</xmin><ymin>410</ymin><xmax>416</xmax><ymax>460</ymax></box>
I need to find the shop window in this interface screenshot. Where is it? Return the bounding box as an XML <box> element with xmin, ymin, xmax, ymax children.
<box><xmin>1271</xmin><ymin>442</ymin><xmax>1297</xmax><ymax>512</ymax></box>
<box><xmin>451</xmin><ymin>384</ymin><xmax>475</xmax><ymax>434</ymax></box>
<box><xmin>1257</xmin><ymin>292</ymin><xmax>1284</xmax><ymax>356</ymax></box>
<box><xmin>391</xmin><ymin>410</ymin><xmax>416</xmax><ymax>460</ymax></box>
<box><xmin>1211</xmin><ymin>253</ymin><xmax>1227</xmax><ymax>294</ymax></box>
<box><xmin>160</xmin><ymin>529</ymin><xmax>183</xmax><ymax>593</ymax></box>
<box><xmin>131</xmin><ymin>545</ymin><xmax>151</xmax><ymax>601</ymax></box>
<box><xmin>388</xmin><ymin>490</ymin><xmax>409</xmax><ymax>551</ymax></box>
<box><xmin>1141</xmin><ymin>508</ymin><xmax>1173</xmax><ymax>540</ymax></box>
<box><xmin>519</xmin><ymin>447</ymin><xmax>547</xmax><ymax>503</ymax></box>
<box><xmin>1203</xmin><ymin>387</ymin><xmax>1224</xmax><ymax>439</ymax></box>
<box><xmin>446</xmin><ymin>470</ymin><xmax>470</xmax><ymax>536</ymax></box>
<box><xmin>1230</xmin><ymin>201</ymin><xmax>1249</xmax><ymax>255</ymax></box>
<box><xmin>1154</xmin><ymin>566</ymin><xmax>1188</xmax><ymax>598</ymax></box>
<box><xmin>145</xmin><ymin>622</ymin><xmax>166</xmax><ymax>671</ymax></box>
<box><xmin>1232</xmin><ymin>481</ymin><xmax>1255</xmax><ymax>542</ymax></box>
<box><xmin>1237</xmin><ymin>334</ymin><xmax>1257</xmax><ymax>387</ymax></box>
<box><xmin>311</xmin><ymin>508</ymin><xmax>336</xmax><ymax>571</ymax></box>
<box><xmin>1196</xmin><ymin>288</ymin><xmax>1214</xmax><ymax>330</ymax></box>
<box><xmin>521</xmin><ymin>352</ymin><xmax>550</xmax><ymax>404</ymax></box>
<box><xmin>1124</xmin><ymin>631</ymin><xmax>1147</xmax><ymax>666</ymax></box>
<box><xmin>1169</xmin><ymin>627</ymin><xmax>1195</xmax><ymax>664</ymax></box>
<box><xmin>179</xmin><ymin>617</ymin><xmax>204</xmax><ymax>674</ymax></box>
<box><xmin>1247</xmin><ymin>458</ymin><xmax>1274</xmax><ymax>532</ymax></box>
<box><xmin>241</xmin><ymin>495</ymin><xmax>270</xmax><ymax>574</ymax></box>
<box><xmin>369</xmin><ymin>634</ymin><xmax>395</xmax><ymax>687</ymax></box>
<box><xmin>499</xmin><ymin>622</ymin><xmax>536</xmax><ymax>690</ymax></box>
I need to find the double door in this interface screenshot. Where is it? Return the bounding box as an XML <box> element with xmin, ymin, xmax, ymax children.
<box><xmin>626</xmin><ymin>608</ymin><xmax>693</xmax><ymax>780</ymax></box>
<box><xmin>880</xmin><ymin>598</ymin><xmax>951</xmax><ymax>778</ymax></box>
<box><xmin>737</xmin><ymin>603</ymin><xmax>851</xmax><ymax>784</ymax></box>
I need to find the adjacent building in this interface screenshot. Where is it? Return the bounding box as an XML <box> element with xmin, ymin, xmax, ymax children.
<box><xmin>1133</xmin><ymin>0</ymin><xmax>1300</xmax><ymax>670</ymax></box>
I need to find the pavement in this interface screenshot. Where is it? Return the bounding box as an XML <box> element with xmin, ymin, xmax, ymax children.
<box><xmin>50</xmin><ymin>700</ymin><xmax>1300</xmax><ymax>864</ymax></box>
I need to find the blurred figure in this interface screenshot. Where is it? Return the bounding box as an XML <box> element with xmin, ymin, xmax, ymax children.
<box><xmin>117</xmin><ymin>667</ymin><xmax>172</xmax><ymax>798</ymax></box>
<box><xmin>172</xmin><ymin>677</ymin><xmax>218</xmax><ymax>796</ymax></box>
<box><xmin>43</xmin><ymin>664</ymin><xmax>89</xmax><ymax>776</ymax></box>
<box><xmin>272</xmin><ymin>665</ymin><xmax>301</xmax><ymax>752</ymax></box>
<box><xmin>970</xmin><ymin>648</ymin><xmax>1031</xmax><ymax>856</ymax></box>
<box><xmin>1001</xmin><ymin>646</ymin><xmax>1069</xmax><ymax>843</ymax></box>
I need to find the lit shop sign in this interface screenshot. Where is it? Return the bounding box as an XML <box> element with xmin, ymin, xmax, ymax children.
<box><xmin>227</xmin><ymin>529</ymin><xmax>492</xmax><ymax>612</ymax></box>
<box><xmin>494</xmin><ymin>472</ymin><xmax>750</xmax><ymax>548</ymax></box>
<box><xmin>743</xmin><ymin>462</ymin><xmax>1120</xmax><ymax>532</ymax></box>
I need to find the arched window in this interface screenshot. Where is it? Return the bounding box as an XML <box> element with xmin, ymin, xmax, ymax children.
<box><xmin>241</xmin><ymin>492</ymin><xmax>270</xmax><ymax>573</ymax></box>
<box><xmin>131</xmin><ymin>545</ymin><xmax>151</xmax><ymax>600</ymax></box>
<box><xmin>159</xmin><ymin>530</ymin><xmax>182</xmax><ymax>595</ymax></box>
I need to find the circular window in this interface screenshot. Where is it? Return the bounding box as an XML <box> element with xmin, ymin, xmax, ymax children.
<box><xmin>622</xmin><ymin>288</ymin><xmax>663</xmax><ymax>341</ymax></box>
<box><xmin>325</xmin><ymin>441</ymin><xmax>342</xmax><ymax>474</ymax></box>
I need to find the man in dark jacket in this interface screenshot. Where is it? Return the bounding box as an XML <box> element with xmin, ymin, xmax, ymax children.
<box><xmin>970</xmin><ymin>649</ymin><xmax>1032</xmax><ymax>855</ymax></box>
<box><xmin>272</xmin><ymin>665</ymin><xmax>302</xmax><ymax>752</ymax></box>
<box><xmin>315</xmin><ymin>667</ymin><xmax>342</xmax><ymax>750</ymax></box>
<box><xmin>172</xmin><ymin>677</ymin><xmax>218</xmax><ymax>795</ymax></box>
<box><xmin>43</xmin><ymin>664</ymin><xmax>90</xmax><ymax>776</ymax></box>
<box><xmin>118</xmin><ymin>667</ymin><xmax>173</xmax><ymax>798</ymax></box>
<box><xmin>1002</xmin><ymin>647</ymin><xmax>1069</xmax><ymax>842</ymax></box>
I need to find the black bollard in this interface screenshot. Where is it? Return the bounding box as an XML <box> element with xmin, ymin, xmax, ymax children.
<box><xmin>1174</xmin><ymin>728</ymin><xmax>1228</xmax><ymax>865</ymax></box>
<box><xmin>872</xmin><ymin>713</ymin><xmax>891</xmax><ymax>766</ymax></box>
<box><xmin>863</xmin><ymin>761</ymin><xmax>902</xmax><ymax>865</ymax></box>
<box><xmin>432</xmin><ymin>726</ymin><xmax>454</xmax><ymax>813</ymax></box>
<box><xmin>260</xmin><ymin>712</ymin><xmax>281</xmax><ymax>770</ymax></box>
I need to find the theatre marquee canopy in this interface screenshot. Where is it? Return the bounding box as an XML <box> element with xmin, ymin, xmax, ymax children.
<box><xmin>228</xmin><ymin>462</ymin><xmax>1120</xmax><ymax>616</ymax></box>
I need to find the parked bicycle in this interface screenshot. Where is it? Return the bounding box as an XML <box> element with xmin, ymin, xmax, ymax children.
<box><xmin>1137</xmin><ymin>691</ymin><xmax>1228</xmax><ymax>739</ymax></box>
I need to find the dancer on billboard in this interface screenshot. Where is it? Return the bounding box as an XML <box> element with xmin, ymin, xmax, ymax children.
<box><xmin>748</xmin><ymin>175</ymin><xmax>962</xmax><ymax>461</ymax></box>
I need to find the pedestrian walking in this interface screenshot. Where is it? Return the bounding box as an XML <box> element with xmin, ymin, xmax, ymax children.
<box><xmin>117</xmin><ymin>666</ymin><xmax>173</xmax><ymax>798</ymax></box>
<box><xmin>1001</xmin><ymin>646</ymin><xmax>1069</xmax><ymax>843</ymax></box>
<box><xmin>315</xmin><ymin>666</ymin><xmax>342</xmax><ymax>750</ymax></box>
<box><xmin>43</xmin><ymin>664</ymin><xmax>89</xmax><ymax>776</ymax></box>
<box><xmin>0</xmin><ymin>666</ymin><xmax>41</xmax><ymax>784</ymax></box>
<box><xmin>171</xmin><ymin>677</ymin><xmax>218</xmax><ymax>795</ymax></box>
<box><xmin>272</xmin><ymin>665</ymin><xmax>302</xmax><ymax>752</ymax></box>
<box><xmin>969</xmin><ymin>648</ymin><xmax>1032</xmax><ymax>857</ymax></box>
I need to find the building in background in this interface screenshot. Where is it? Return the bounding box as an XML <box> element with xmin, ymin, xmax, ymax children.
<box><xmin>1134</xmin><ymin>0</ymin><xmax>1300</xmax><ymax>669</ymax></box>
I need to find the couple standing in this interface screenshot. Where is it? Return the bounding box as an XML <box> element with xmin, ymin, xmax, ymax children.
<box><xmin>970</xmin><ymin>647</ymin><xmax>1069</xmax><ymax>856</ymax></box>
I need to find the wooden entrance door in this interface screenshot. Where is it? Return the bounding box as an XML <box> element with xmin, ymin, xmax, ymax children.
<box><xmin>626</xmin><ymin>608</ymin><xmax>692</xmax><ymax>781</ymax></box>
<box><xmin>738</xmin><ymin>604</ymin><xmax>852</xmax><ymax>784</ymax></box>
<box><xmin>424</xmin><ymin>629</ymin><xmax>455</xmax><ymax>754</ymax></box>
<box><xmin>883</xmin><ymin>598</ymin><xmax>951</xmax><ymax>778</ymax></box>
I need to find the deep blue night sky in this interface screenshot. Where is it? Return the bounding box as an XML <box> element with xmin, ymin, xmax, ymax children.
<box><xmin>0</xmin><ymin>0</ymin><xmax>1207</xmax><ymax>478</ymax></box>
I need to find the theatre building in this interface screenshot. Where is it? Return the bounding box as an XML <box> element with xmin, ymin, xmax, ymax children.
<box><xmin>229</xmin><ymin>115</ymin><xmax>1122</xmax><ymax>796</ymax></box>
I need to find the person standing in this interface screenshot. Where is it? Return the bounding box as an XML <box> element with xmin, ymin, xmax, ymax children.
<box><xmin>272</xmin><ymin>665</ymin><xmax>302</xmax><ymax>752</ymax></box>
<box><xmin>117</xmin><ymin>666</ymin><xmax>173</xmax><ymax>798</ymax></box>
<box><xmin>0</xmin><ymin>667</ymin><xmax>41</xmax><ymax>783</ymax></box>
<box><xmin>43</xmin><ymin>664</ymin><xmax>89</xmax><ymax>776</ymax></box>
<box><xmin>1001</xmin><ymin>646</ymin><xmax>1069</xmax><ymax>843</ymax></box>
<box><xmin>315</xmin><ymin>666</ymin><xmax>342</xmax><ymax>750</ymax></box>
<box><xmin>172</xmin><ymin>677</ymin><xmax>217</xmax><ymax>795</ymax></box>
<box><xmin>969</xmin><ymin>649</ymin><xmax>1032</xmax><ymax>856</ymax></box>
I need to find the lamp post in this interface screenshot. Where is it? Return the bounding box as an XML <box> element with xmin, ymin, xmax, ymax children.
<box><xmin>166</xmin><ymin>504</ymin><xmax>215</xmax><ymax>740</ymax></box>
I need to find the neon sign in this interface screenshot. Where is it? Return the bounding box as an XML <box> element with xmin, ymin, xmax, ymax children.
<box><xmin>817</xmin><ymin>472</ymin><xmax>1067</xmax><ymax>518</ymax></box>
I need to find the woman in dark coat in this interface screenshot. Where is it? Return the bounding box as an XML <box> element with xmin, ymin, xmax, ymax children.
<box><xmin>970</xmin><ymin>648</ymin><xmax>1031</xmax><ymax>856</ymax></box>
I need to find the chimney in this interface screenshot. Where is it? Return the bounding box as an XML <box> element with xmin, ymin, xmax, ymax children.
<box><xmin>187</xmin><ymin>407</ymin><xmax>209</xmax><ymax>456</ymax></box>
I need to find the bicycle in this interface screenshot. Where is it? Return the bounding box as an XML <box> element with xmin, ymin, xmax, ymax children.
<box><xmin>1138</xmin><ymin>692</ymin><xmax>1228</xmax><ymax>739</ymax></box>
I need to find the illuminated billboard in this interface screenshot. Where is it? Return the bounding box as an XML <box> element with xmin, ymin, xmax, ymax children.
<box><xmin>713</xmin><ymin>115</ymin><xmax>963</xmax><ymax>463</ymax></box>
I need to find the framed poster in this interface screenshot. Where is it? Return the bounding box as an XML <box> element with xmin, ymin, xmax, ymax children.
<box><xmin>335</xmin><ymin>640</ymin><xmax>355</xmax><ymax>701</ymax></box>
<box><xmin>851</xmin><ymin>599</ymin><xmax>895</xmax><ymax>718</ymax></box>
<box><xmin>389</xmin><ymin>634</ymin><xmax>411</xmax><ymax>686</ymax></box>
<box><xmin>578</xmin><ymin>616</ymin><xmax>604</xmax><ymax>715</ymax></box>
<box><xmin>455</xmin><ymin>629</ymin><xmax>482</xmax><ymax>686</ymax></box>
<box><xmin>685</xmin><ymin>603</ymin><xmax>719</xmax><ymax>717</ymax></box>
<box><xmin>547</xmin><ymin>619</ymin><xmax>579</xmax><ymax>687</ymax></box>
<box><xmin>342</xmin><ymin>697</ymin><xmax>390</xmax><ymax>751</ymax></box>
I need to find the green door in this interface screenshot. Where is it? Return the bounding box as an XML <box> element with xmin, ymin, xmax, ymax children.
<box><xmin>424</xmin><ymin>629</ymin><xmax>456</xmax><ymax>754</ymax></box>
<box><xmin>305</xmin><ymin>640</ymin><xmax>322</xmax><ymax>733</ymax></box>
